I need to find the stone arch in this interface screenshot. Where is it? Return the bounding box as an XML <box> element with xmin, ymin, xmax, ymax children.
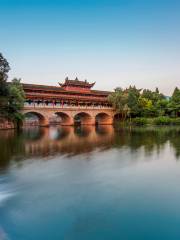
<box><xmin>23</xmin><ymin>111</ymin><xmax>49</xmax><ymax>127</ymax></box>
<box><xmin>55</xmin><ymin>112</ymin><xmax>73</xmax><ymax>125</ymax></box>
<box><xmin>74</xmin><ymin>112</ymin><xmax>94</xmax><ymax>125</ymax></box>
<box><xmin>95</xmin><ymin>112</ymin><xmax>113</xmax><ymax>125</ymax></box>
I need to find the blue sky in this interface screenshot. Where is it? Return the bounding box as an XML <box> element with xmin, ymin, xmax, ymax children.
<box><xmin>1</xmin><ymin>0</ymin><xmax>180</xmax><ymax>94</ymax></box>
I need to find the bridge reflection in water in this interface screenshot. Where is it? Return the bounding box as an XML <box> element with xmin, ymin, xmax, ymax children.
<box><xmin>1</xmin><ymin>126</ymin><xmax>180</xmax><ymax>171</ymax></box>
<box><xmin>23</xmin><ymin>125</ymin><xmax>115</xmax><ymax>157</ymax></box>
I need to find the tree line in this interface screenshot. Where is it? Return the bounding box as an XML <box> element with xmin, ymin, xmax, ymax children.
<box><xmin>108</xmin><ymin>85</ymin><xmax>180</xmax><ymax>119</ymax></box>
<box><xmin>0</xmin><ymin>53</ymin><xmax>25</xmax><ymax>127</ymax></box>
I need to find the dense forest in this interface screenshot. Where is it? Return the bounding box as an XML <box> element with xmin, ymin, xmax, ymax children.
<box><xmin>0</xmin><ymin>53</ymin><xmax>25</xmax><ymax>127</ymax></box>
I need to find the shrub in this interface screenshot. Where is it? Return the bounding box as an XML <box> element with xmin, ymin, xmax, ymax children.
<box><xmin>153</xmin><ymin>116</ymin><xmax>172</xmax><ymax>125</ymax></box>
<box><xmin>132</xmin><ymin>117</ymin><xmax>148</xmax><ymax>126</ymax></box>
<box><xmin>171</xmin><ymin>118</ymin><xmax>180</xmax><ymax>125</ymax></box>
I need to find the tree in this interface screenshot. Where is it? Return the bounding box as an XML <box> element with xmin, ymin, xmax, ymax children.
<box><xmin>0</xmin><ymin>53</ymin><xmax>25</xmax><ymax>128</ymax></box>
<box><xmin>156</xmin><ymin>99</ymin><xmax>169</xmax><ymax>116</ymax></box>
<box><xmin>127</xmin><ymin>86</ymin><xmax>141</xmax><ymax>117</ymax></box>
<box><xmin>141</xmin><ymin>88</ymin><xmax>166</xmax><ymax>117</ymax></box>
<box><xmin>108</xmin><ymin>85</ymin><xmax>170</xmax><ymax>119</ymax></box>
<box><xmin>0</xmin><ymin>53</ymin><xmax>10</xmax><ymax>117</ymax></box>
<box><xmin>138</xmin><ymin>96</ymin><xmax>153</xmax><ymax>117</ymax></box>
<box><xmin>8</xmin><ymin>78</ymin><xmax>25</xmax><ymax>127</ymax></box>
<box><xmin>169</xmin><ymin>87</ymin><xmax>180</xmax><ymax>116</ymax></box>
<box><xmin>108</xmin><ymin>87</ymin><xmax>129</xmax><ymax>119</ymax></box>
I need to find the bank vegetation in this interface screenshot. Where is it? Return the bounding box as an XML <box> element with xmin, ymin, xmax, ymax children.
<box><xmin>108</xmin><ymin>85</ymin><xmax>180</xmax><ymax>126</ymax></box>
<box><xmin>0</xmin><ymin>53</ymin><xmax>25</xmax><ymax>129</ymax></box>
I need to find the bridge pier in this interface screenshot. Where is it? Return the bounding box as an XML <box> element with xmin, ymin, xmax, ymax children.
<box><xmin>39</xmin><ymin>118</ymin><xmax>49</xmax><ymax>127</ymax></box>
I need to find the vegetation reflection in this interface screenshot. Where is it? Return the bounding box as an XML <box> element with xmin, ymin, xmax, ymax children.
<box><xmin>0</xmin><ymin>126</ymin><xmax>180</xmax><ymax>171</ymax></box>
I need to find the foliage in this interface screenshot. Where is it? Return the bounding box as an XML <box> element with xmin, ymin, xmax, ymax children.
<box><xmin>0</xmin><ymin>53</ymin><xmax>25</xmax><ymax>127</ymax></box>
<box><xmin>108</xmin><ymin>88</ymin><xmax>130</xmax><ymax>119</ymax></box>
<box><xmin>170</xmin><ymin>118</ymin><xmax>180</xmax><ymax>125</ymax></box>
<box><xmin>132</xmin><ymin>117</ymin><xmax>148</xmax><ymax>126</ymax></box>
<box><xmin>7</xmin><ymin>78</ymin><xmax>25</xmax><ymax>125</ymax></box>
<box><xmin>153</xmin><ymin>117</ymin><xmax>180</xmax><ymax>126</ymax></box>
<box><xmin>153</xmin><ymin>116</ymin><xmax>172</xmax><ymax>125</ymax></box>
<box><xmin>0</xmin><ymin>53</ymin><xmax>10</xmax><ymax>117</ymax></box>
<box><xmin>126</xmin><ymin>86</ymin><xmax>141</xmax><ymax>117</ymax></box>
<box><xmin>108</xmin><ymin>86</ymin><xmax>141</xmax><ymax>118</ymax></box>
<box><xmin>168</xmin><ymin>87</ymin><xmax>180</xmax><ymax>116</ymax></box>
<box><xmin>138</xmin><ymin>96</ymin><xmax>153</xmax><ymax>117</ymax></box>
<box><xmin>109</xmin><ymin>84</ymin><xmax>180</xmax><ymax>121</ymax></box>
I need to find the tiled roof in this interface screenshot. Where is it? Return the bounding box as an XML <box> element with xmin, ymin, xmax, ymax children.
<box><xmin>22</xmin><ymin>83</ymin><xmax>66</xmax><ymax>91</ymax></box>
<box><xmin>59</xmin><ymin>78</ymin><xmax>95</xmax><ymax>88</ymax></box>
<box><xmin>22</xmin><ymin>83</ymin><xmax>111</xmax><ymax>96</ymax></box>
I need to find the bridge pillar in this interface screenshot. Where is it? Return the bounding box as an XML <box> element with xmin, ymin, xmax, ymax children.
<box><xmin>40</xmin><ymin>117</ymin><xmax>49</xmax><ymax>127</ymax></box>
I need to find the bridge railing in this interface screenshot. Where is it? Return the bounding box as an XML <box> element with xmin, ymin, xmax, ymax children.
<box><xmin>24</xmin><ymin>103</ymin><xmax>113</xmax><ymax>110</ymax></box>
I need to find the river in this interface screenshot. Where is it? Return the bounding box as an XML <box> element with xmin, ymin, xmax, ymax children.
<box><xmin>0</xmin><ymin>125</ymin><xmax>180</xmax><ymax>240</ymax></box>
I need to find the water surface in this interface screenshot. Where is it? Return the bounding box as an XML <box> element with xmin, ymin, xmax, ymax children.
<box><xmin>0</xmin><ymin>126</ymin><xmax>180</xmax><ymax>240</ymax></box>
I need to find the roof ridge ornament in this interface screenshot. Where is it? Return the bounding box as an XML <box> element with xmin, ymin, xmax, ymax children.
<box><xmin>59</xmin><ymin>77</ymin><xmax>95</xmax><ymax>90</ymax></box>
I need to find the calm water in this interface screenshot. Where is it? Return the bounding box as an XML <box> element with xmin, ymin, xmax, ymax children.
<box><xmin>0</xmin><ymin>125</ymin><xmax>180</xmax><ymax>240</ymax></box>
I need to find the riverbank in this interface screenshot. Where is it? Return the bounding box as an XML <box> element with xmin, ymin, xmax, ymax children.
<box><xmin>115</xmin><ymin>117</ymin><xmax>180</xmax><ymax>126</ymax></box>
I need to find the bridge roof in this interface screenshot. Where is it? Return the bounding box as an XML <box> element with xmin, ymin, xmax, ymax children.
<box><xmin>59</xmin><ymin>78</ymin><xmax>95</xmax><ymax>88</ymax></box>
<box><xmin>22</xmin><ymin>83</ymin><xmax>111</xmax><ymax>96</ymax></box>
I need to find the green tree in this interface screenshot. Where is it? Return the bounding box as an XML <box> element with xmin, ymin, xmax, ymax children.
<box><xmin>108</xmin><ymin>85</ymin><xmax>169</xmax><ymax>119</ymax></box>
<box><xmin>108</xmin><ymin>88</ymin><xmax>129</xmax><ymax>119</ymax></box>
<box><xmin>8</xmin><ymin>78</ymin><xmax>25</xmax><ymax>127</ymax></box>
<box><xmin>138</xmin><ymin>96</ymin><xmax>153</xmax><ymax>117</ymax></box>
<box><xmin>169</xmin><ymin>87</ymin><xmax>180</xmax><ymax>116</ymax></box>
<box><xmin>156</xmin><ymin>99</ymin><xmax>169</xmax><ymax>116</ymax></box>
<box><xmin>127</xmin><ymin>86</ymin><xmax>141</xmax><ymax>117</ymax></box>
<box><xmin>141</xmin><ymin>88</ymin><xmax>166</xmax><ymax>117</ymax></box>
<box><xmin>0</xmin><ymin>53</ymin><xmax>10</xmax><ymax>117</ymax></box>
<box><xmin>0</xmin><ymin>53</ymin><xmax>25</xmax><ymax>128</ymax></box>
<box><xmin>142</xmin><ymin>88</ymin><xmax>165</xmax><ymax>104</ymax></box>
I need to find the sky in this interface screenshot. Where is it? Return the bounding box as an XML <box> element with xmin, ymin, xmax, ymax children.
<box><xmin>0</xmin><ymin>0</ymin><xmax>180</xmax><ymax>95</ymax></box>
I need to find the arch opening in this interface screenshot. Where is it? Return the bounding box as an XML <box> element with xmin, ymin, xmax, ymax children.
<box><xmin>23</xmin><ymin>112</ymin><xmax>48</xmax><ymax>127</ymax></box>
<box><xmin>74</xmin><ymin>112</ymin><xmax>94</xmax><ymax>125</ymax></box>
<box><xmin>55</xmin><ymin>112</ymin><xmax>73</xmax><ymax>126</ymax></box>
<box><xmin>95</xmin><ymin>112</ymin><xmax>113</xmax><ymax>125</ymax></box>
